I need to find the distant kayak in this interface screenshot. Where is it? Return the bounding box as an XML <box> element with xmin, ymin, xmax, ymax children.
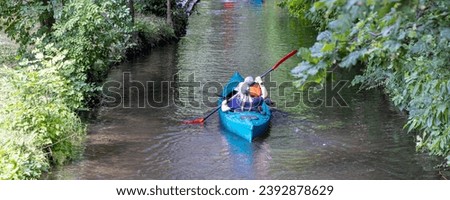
<box><xmin>218</xmin><ymin>72</ymin><xmax>271</xmax><ymax>142</ymax></box>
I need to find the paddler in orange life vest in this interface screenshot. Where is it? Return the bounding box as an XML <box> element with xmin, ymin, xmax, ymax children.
<box><xmin>221</xmin><ymin>76</ymin><xmax>268</xmax><ymax>112</ymax></box>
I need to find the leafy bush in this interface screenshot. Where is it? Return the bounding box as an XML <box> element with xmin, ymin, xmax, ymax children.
<box><xmin>136</xmin><ymin>0</ymin><xmax>188</xmax><ymax>37</ymax></box>
<box><xmin>52</xmin><ymin>0</ymin><xmax>133</xmax><ymax>85</ymax></box>
<box><xmin>135</xmin><ymin>15</ymin><xmax>175</xmax><ymax>44</ymax></box>
<box><xmin>289</xmin><ymin>0</ymin><xmax>450</xmax><ymax>162</ymax></box>
<box><xmin>0</xmin><ymin>42</ymin><xmax>86</xmax><ymax>179</ymax></box>
<box><xmin>0</xmin><ymin>0</ymin><xmax>183</xmax><ymax>179</ymax></box>
<box><xmin>0</xmin><ymin>130</ymin><xmax>49</xmax><ymax>180</ymax></box>
<box><xmin>278</xmin><ymin>0</ymin><xmax>330</xmax><ymax>29</ymax></box>
<box><xmin>0</xmin><ymin>0</ymin><xmax>52</xmax><ymax>53</ymax></box>
<box><xmin>136</xmin><ymin>0</ymin><xmax>173</xmax><ymax>17</ymax></box>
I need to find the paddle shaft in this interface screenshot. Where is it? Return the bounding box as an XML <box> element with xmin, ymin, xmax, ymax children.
<box><xmin>184</xmin><ymin>50</ymin><xmax>298</xmax><ymax>124</ymax></box>
<box><xmin>260</xmin><ymin>49</ymin><xmax>298</xmax><ymax>78</ymax></box>
<box><xmin>227</xmin><ymin>49</ymin><xmax>298</xmax><ymax>102</ymax></box>
<box><xmin>203</xmin><ymin>107</ymin><xmax>220</xmax><ymax>122</ymax></box>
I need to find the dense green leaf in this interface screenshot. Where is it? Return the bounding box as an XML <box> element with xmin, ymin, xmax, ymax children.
<box><xmin>317</xmin><ymin>30</ymin><xmax>332</xmax><ymax>41</ymax></box>
<box><xmin>287</xmin><ymin>0</ymin><xmax>450</xmax><ymax>162</ymax></box>
<box><xmin>340</xmin><ymin>50</ymin><xmax>363</xmax><ymax>68</ymax></box>
<box><xmin>310</xmin><ymin>43</ymin><xmax>324</xmax><ymax>57</ymax></box>
<box><xmin>321</xmin><ymin>42</ymin><xmax>336</xmax><ymax>52</ymax></box>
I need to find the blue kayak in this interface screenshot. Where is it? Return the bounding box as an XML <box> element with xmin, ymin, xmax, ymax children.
<box><xmin>218</xmin><ymin>72</ymin><xmax>271</xmax><ymax>142</ymax></box>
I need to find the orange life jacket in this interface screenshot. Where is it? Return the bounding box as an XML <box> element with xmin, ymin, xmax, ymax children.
<box><xmin>249</xmin><ymin>84</ymin><xmax>262</xmax><ymax>97</ymax></box>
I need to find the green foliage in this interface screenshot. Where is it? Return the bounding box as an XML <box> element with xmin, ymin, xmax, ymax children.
<box><xmin>52</xmin><ymin>0</ymin><xmax>133</xmax><ymax>84</ymax></box>
<box><xmin>0</xmin><ymin>130</ymin><xmax>49</xmax><ymax>180</ymax></box>
<box><xmin>135</xmin><ymin>15</ymin><xmax>175</xmax><ymax>44</ymax></box>
<box><xmin>136</xmin><ymin>0</ymin><xmax>174</xmax><ymax>17</ymax></box>
<box><xmin>289</xmin><ymin>0</ymin><xmax>450</xmax><ymax>159</ymax></box>
<box><xmin>0</xmin><ymin>0</ymin><xmax>56</xmax><ymax>53</ymax></box>
<box><xmin>0</xmin><ymin>0</ymin><xmax>181</xmax><ymax>179</ymax></box>
<box><xmin>0</xmin><ymin>43</ymin><xmax>86</xmax><ymax>179</ymax></box>
<box><xmin>278</xmin><ymin>0</ymin><xmax>330</xmax><ymax>29</ymax></box>
<box><xmin>135</xmin><ymin>0</ymin><xmax>188</xmax><ymax>37</ymax></box>
<box><xmin>170</xmin><ymin>4</ymin><xmax>189</xmax><ymax>37</ymax></box>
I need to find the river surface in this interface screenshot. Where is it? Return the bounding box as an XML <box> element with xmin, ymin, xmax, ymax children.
<box><xmin>47</xmin><ymin>0</ymin><xmax>440</xmax><ymax>179</ymax></box>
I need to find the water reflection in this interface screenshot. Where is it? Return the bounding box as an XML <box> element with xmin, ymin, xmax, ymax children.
<box><xmin>221</xmin><ymin>132</ymin><xmax>256</xmax><ymax>178</ymax></box>
<box><xmin>219</xmin><ymin>125</ymin><xmax>271</xmax><ymax>179</ymax></box>
<box><xmin>250</xmin><ymin>0</ymin><xmax>264</xmax><ymax>6</ymax></box>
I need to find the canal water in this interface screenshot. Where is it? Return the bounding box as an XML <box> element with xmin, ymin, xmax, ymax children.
<box><xmin>47</xmin><ymin>0</ymin><xmax>440</xmax><ymax>179</ymax></box>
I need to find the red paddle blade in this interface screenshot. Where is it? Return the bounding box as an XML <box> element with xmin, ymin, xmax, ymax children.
<box><xmin>271</xmin><ymin>50</ymin><xmax>298</xmax><ymax>70</ymax></box>
<box><xmin>183</xmin><ymin>118</ymin><xmax>205</xmax><ymax>124</ymax></box>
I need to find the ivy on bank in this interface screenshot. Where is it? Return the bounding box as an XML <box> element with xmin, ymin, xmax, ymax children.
<box><xmin>286</xmin><ymin>0</ymin><xmax>450</xmax><ymax>163</ymax></box>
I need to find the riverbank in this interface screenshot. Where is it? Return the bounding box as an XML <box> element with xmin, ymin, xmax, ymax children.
<box><xmin>125</xmin><ymin>0</ymin><xmax>199</xmax><ymax>57</ymax></box>
<box><xmin>0</xmin><ymin>0</ymin><xmax>199</xmax><ymax>180</ymax></box>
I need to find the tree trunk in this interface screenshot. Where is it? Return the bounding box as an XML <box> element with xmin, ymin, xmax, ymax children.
<box><xmin>127</xmin><ymin>0</ymin><xmax>135</xmax><ymax>25</ymax></box>
<box><xmin>127</xmin><ymin>0</ymin><xmax>137</xmax><ymax>43</ymax></box>
<box><xmin>166</xmin><ymin>0</ymin><xmax>173</xmax><ymax>27</ymax></box>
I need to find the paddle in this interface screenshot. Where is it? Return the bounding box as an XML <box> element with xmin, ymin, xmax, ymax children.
<box><xmin>183</xmin><ymin>49</ymin><xmax>298</xmax><ymax>124</ymax></box>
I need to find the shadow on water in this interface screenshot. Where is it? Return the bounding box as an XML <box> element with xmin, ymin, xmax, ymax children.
<box><xmin>44</xmin><ymin>0</ymin><xmax>441</xmax><ymax>180</ymax></box>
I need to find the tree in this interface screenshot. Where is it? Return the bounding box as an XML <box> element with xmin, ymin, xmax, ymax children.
<box><xmin>167</xmin><ymin>0</ymin><xmax>173</xmax><ymax>27</ymax></box>
<box><xmin>288</xmin><ymin>0</ymin><xmax>450</xmax><ymax>162</ymax></box>
<box><xmin>0</xmin><ymin>0</ymin><xmax>57</xmax><ymax>52</ymax></box>
<box><xmin>128</xmin><ymin>0</ymin><xmax>135</xmax><ymax>24</ymax></box>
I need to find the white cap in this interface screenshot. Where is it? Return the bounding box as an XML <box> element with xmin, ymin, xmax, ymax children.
<box><xmin>235</xmin><ymin>82</ymin><xmax>249</xmax><ymax>95</ymax></box>
<box><xmin>244</xmin><ymin>76</ymin><xmax>254</xmax><ymax>84</ymax></box>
